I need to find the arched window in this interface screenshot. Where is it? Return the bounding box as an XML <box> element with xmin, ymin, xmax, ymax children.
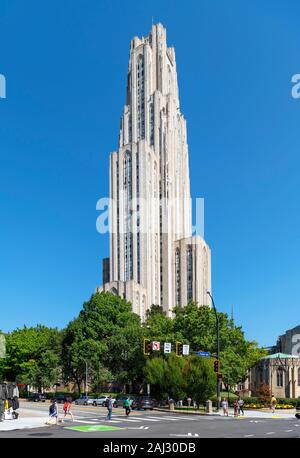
<box><xmin>277</xmin><ymin>368</ymin><xmax>284</xmax><ymax>387</ymax></box>
<box><xmin>110</xmin><ymin>287</ymin><xmax>118</xmax><ymax>296</ymax></box>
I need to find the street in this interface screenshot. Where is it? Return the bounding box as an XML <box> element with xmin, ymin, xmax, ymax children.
<box><xmin>0</xmin><ymin>402</ymin><xmax>299</xmax><ymax>438</ymax></box>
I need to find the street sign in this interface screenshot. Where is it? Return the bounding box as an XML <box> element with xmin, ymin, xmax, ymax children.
<box><xmin>182</xmin><ymin>344</ymin><xmax>190</xmax><ymax>356</ymax></box>
<box><xmin>164</xmin><ymin>342</ymin><xmax>172</xmax><ymax>354</ymax></box>
<box><xmin>152</xmin><ymin>341</ymin><xmax>160</xmax><ymax>351</ymax></box>
<box><xmin>196</xmin><ymin>351</ymin><xmax>211</xmax><ymax>357</ymax></box>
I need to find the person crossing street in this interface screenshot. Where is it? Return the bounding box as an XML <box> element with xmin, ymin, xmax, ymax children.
<box><xmin>105</xmin><ymin>396</ymin><xmax>113</xmax><ymax>420</ymax></box>
<box><xmin>123</xmin><ymin>397</ymin><xmax>131</xmax><ymax>416</ymax></box>
<box><xmin>238</xmin><ymin>397</ymin><xmax>244</xmax><ymax>416</ymax></box>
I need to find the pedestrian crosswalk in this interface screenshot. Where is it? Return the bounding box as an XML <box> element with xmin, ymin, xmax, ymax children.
<box><xmin>71</xmin><ymin>414</ymin><xmax>201</xmax><ymax>425</ymax></box>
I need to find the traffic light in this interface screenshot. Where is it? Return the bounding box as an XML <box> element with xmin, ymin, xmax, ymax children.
<box><xmin>143</xmin><ymin>339</ymin><xmax>151</xmax><ymax>356</ymax></box>
<box><xmin>176</xmin><ymin>342</ymin><xmax>183</xmax><ymax>357</ymax></box>
<box><xmin>214</xmin><ymin>359</ymin><xmax>220</xmax><ymax>373</ymax></box>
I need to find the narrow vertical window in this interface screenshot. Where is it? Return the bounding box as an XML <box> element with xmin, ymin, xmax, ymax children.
<box><xmin>187</xmin><ymin>246</ymin><xmax>193</xmax><ymax>303</ymax></box>
<box><xmin>175</xmin><ymin>248</ymin><xmax>181</xmax><ymax>306</ymax></box>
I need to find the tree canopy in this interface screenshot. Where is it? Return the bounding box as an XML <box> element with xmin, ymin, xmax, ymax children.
<box><xmin>0</xmin><ymin>294</ymin><xmax>266</xmax><ymax>399</ymax></box>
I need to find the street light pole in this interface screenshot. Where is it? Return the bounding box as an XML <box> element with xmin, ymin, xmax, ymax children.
<box><xmin>84</xmin><ymin>359</ymin><xmax>88</xmax><ymax>397</ymax></box>
<box><xmin>207</xmin><ymin>291</ymin><xmax>221</xmax><ymax>412</ymax></box>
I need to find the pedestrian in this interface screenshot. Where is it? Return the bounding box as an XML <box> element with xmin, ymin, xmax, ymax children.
<box><xmin>47</xmin><ymin>398</ymin><xmax>59</xmax><ymax>425</ymax></box>
<box><xmin>106</xmin><ymin>395</ymin><xmax>113</xmax><ymax>420</ymax></box>
<box><xmin>237</xmin><ymin>397</ymin><xmax>244</xmax><ymax>416</ymax></box>
<box><xmin>221</xmin><ymin>398</ymin><xmax>228</xmax><ymax>416</ymax></box>
<box><xmin>270</xmin><ymin>394</ymin><xmax>277</xmax><ymax>413</ymax></box>
<box><xmin>187</xmin><ymin>397</ymin><xmax>192</xmax><ymax>407</ymax></box>
<box><xmin>62</xmin><ymin>397</ymin><xmax>74</xmax><ymax>422</ymax></box>
<box><xmin>123</xmin><ymin>397</ymin><xmax>131</xmax><ymax>416</ymax></box>
<box><xmin>233</xmin><ymin>400</ymin><xmax>239</xmax><ymax>417</ymax></box>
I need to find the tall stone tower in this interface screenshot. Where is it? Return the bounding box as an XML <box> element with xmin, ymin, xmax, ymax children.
<box><xmin>97</xmin><ymin>24</ymin><xmax>211</xmax><ymax>319</ymax></box>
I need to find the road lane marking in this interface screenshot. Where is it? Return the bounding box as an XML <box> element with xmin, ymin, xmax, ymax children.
<box><xmin>109</xmin><ymin>418</ymin><xmax>142</xmax><ymax>422</ymax></box>
<box><xmin>146</xmin><ymin>416</ymin><xmax>181</xmax><ymax>421</ymax></box>
<box><xmin>285</xmin><ymin>430</ymin><xmax>293</xmax><ymax>432</ymax></box>
<box><xmin>73</xmin><ymin>420</ymin><xmax>99</xmax><ymax>424</ymax></box>
<box><xmin>244</xmin><ymin>434</ymin><xmax>254</xmax><ymax>437</ymax></box>
<box><xmin>127</xmin><ymin>426</ymin><xmax>149</xmax><ymax>430</ymax></box>
<box><xmin>65</xmin><ymin>425</ymin><xmax>123</xmax><ymax>432</ymax></box>
<box><xmin>266</xmin><ymin>432</ymin><xmax>275</xmax><ymax>435</ymax></box>
<box><xmin>170</xmin><ymin>433</ymin><xmax>199</xmax><ymax>438</ymax></box>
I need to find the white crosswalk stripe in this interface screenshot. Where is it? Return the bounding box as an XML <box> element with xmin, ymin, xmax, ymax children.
<box><xmin>145</xmin><ymin>416</ymin><xmax>182</xmax><ymax>421</ymax></box>
<box><xmin>72</xmin><ymin>414</ymin><xmax>202</xmax><ymax>424</ymax></box>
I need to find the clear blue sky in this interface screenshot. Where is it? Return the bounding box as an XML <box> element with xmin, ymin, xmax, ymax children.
<box><xmin>0</xmin><ymin>0</ymin><xmax>299</xmax><ymax>346</ymax></box>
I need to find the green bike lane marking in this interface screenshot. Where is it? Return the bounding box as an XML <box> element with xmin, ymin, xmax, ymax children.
<box><xmin>65</xmin><ymin>425</ymin><xmax>124</xmax><ymax>432</ymax></box>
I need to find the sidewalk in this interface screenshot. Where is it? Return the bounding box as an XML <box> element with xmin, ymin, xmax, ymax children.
<box><xmin>0</xmin><ymin>408</ymin><xmax>48</xmax><ymax>431</ymax></box>
<box><xmin>155</xmin><ymin>407</ymin><xmax>297</xmax><ymax>419</ymax></box>
<box><xmin>217</xmin><ymin>408</ymin><xmax>296</xmax><ymax>419</ymax></box>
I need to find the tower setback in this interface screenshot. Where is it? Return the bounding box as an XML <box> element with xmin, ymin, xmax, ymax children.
<box><xmin>97</xmin><ymin>23</ymin><xmax>211</xmax><ymax>319</ymax></box>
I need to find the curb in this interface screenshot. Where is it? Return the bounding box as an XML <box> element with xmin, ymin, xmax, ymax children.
<box><xmin>153</xmin><ymin>407</ymin><xmax>219</xmax><ymax>416</ymax></box>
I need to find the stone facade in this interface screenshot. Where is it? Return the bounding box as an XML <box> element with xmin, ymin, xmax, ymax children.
<box><xmin>276</xmin><ymin>325</ymin><xmax>300</xmax><ymax>356</ymax></box>
<box><xmin>97</xmin><ymin>23</ymin><xmax>211</xmax><ymax>318</ymax></box>
<box><xmin>249</xmin><ymin>353</ymin><xmax>300</xmax><ymax>399</ymax></box>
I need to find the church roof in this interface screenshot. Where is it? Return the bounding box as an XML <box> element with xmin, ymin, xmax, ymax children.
<box><xmin>261</xmin><ymin>352</ymin><xmax>299</xmax><ymax>360</ymax></box>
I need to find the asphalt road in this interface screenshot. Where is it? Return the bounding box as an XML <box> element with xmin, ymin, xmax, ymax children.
<box><xmin>0</xmin><ymin>402</ymin><xmax>300</xmax><ymax>438</ymax></box>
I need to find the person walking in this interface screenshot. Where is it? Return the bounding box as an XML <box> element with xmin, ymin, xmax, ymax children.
<box><xmin>123</xmin><ymin>397</ymin><xmax>131</xmax><ymax>416</ymax></box>
<box><xmin>47</xmin><ymin>398</ymin><xmax>59</xmax><ymax>425</ymax></box>
<box><xmin>106</xmin><ymin>396</ymin><xmax>113</xmax><ymax>420</ymax></box>
<box><xmin>271</xmin><ymin>394</ymin><xmax>277</xmax><ymax>413</ymax></box>
<box><xmin>62</xmin><ymin>397</ymin><xmax>74</xmax><ymax>422</ymax></box>
<box><xmin>238</xmin><ymin>397</ymin><xmax>244</xmax><ymax>416</ymax></box>
<box><xmin>233</xmin><ymin>400</ymin><xmax>239</xmax><ymax>417</ymax></box>
<box><xmin>221</xmin><ymin>398</ymin><xmax>229</xmax><ymax>416</ymax></box>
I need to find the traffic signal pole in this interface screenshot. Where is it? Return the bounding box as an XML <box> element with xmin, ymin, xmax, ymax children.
<box><xmin>207</xmin><ymin>292</ymin><xmax>221</xmax><ymax>412</ymax></box>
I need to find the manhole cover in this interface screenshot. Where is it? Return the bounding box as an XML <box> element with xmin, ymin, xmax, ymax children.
<box><xmin>29</xmin><ymin>432</ymin><xmax>53</xmax><ymax>436</ymax></box>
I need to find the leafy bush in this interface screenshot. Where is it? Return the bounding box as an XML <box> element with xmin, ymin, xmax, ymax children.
<box><xmin>242</xmin><ymin>396</ymin><xmax>299</xmax><ymax>409</ymax></box>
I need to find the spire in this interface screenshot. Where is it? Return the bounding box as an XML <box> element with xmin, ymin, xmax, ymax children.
<box><xmin>231</xmin><ymin>305</ymin><xmax>234</xmax><ymax>327</ymax></box>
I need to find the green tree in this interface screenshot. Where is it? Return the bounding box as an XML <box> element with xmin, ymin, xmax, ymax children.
<box><xmin>61</xmin><ymin>292</ymin><xmax>145</xmax><ymax>393</ymax></box>
<box><xmin>0</xmin><ymin>325</ymin><xmax>62</xmax><ymax>391</ymax></box>
<box><xmin>144</xmin><ymin>353</ymin><xmax>185</xmax><ymax>401</ymax></box>
<box><xmin>183</xmin><ymin>355</ymin><xmax>216</xmax><ymax>405</ymax></box>
<box><xmin>145</xmin><ymin>303</ymin><xmax>265</xmax><ymax>390</ymax></box>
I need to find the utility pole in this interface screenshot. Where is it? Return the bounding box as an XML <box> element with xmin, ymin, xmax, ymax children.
<box><xmin>84</xmin><ymin>359</ymin><xmax>88</xmax><ymax>397</ymax></box>
<box><xmin>207</xmin><ymin>291</ymin><xmax>221</xmax><ymax>411</ymax></box>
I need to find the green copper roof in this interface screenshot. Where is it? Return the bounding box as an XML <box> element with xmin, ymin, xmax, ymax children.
<box><xmin>260</xmin><ymin>352</ymin><xmax>299</xmax><ymax>360</ymax></box>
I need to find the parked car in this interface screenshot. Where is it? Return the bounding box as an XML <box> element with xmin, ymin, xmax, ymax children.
<box><xmin>93</xmin><ymin>396</ymin><xmax>108</xmax><ymax>407</ymax></box>
<box><xmin>27</xmin><ymin>393</ymin><xmax>46</xmax><ymax>402</ymax></box>
<box><xmin>131</xmin><ymin>396</ymin><xmax>158</xmax><ymax>410</ymax></box>
<box><xmin>103</xmin><ymin>397</ymin><xmax>116</xmax><ymax>407</ymax></box>
<box><xmin>113</xmin><ymin>395</ymin><xmax>136</xmax><ymax>408</ymax></box>
<box><xmin>55</xmin><ymin>394</ymin><xmax>67</xmax><ymax>404</ymax></box>
<box><xmin>74</xmin><ymin>396</ymin><xmax>95</xmax><ymax>405</ymax></box>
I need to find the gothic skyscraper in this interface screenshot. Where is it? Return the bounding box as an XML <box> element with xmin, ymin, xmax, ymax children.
<box><xmin>97</xmin><ymin>24</ymin><xmax>211</xmax><ymax>319</ymax></box>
